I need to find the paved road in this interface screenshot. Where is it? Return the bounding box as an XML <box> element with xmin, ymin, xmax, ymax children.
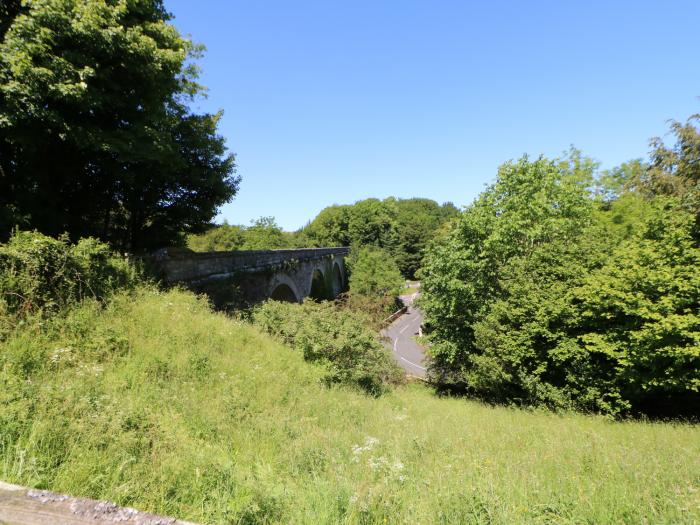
<box><xmin>383</xmin><ymin>293</ymin><xmax>427</xmax><ymax>378</ymax></box>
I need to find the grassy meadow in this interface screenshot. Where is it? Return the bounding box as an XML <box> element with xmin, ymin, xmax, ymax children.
<box><xmin>1</xmin><ymin>288</ymin><xmax>698</xmax><ymax>524</ymax></box>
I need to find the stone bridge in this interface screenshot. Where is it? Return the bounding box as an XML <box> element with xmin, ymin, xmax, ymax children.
<box><xmin>151</xmin><ymin>247</ymin><xmax>350</xmax><ymax>306</ymax></box>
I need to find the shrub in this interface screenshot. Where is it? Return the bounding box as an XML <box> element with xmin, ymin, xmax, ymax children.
<box><xmin>251</xmin><ymin>300</ymin><xmax>403</xmax><ymax>395</ymax></box>
<box><xmin>0</xmin><ymin>230</ymin><xmax>140</xmax><ymax>318</ymax></box>
<box><xmin>338</xmin><ymin>292</ymin><xmax>401</xmax><ymax>330</ymax></box>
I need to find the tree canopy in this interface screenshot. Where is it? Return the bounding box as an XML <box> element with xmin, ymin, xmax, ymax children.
<box><xmin>302</xmin><ymin>197</ymin><xmax>459</xmax><ymax>278</ymax></box>
<box><xmin>419</xmin><ymin>130</ymin><xmax>700</xmax><ymax>417</ymax></box>
<box><xmin>0</xmin><ymin>0</ymin><xmax>238</xmax><ymax>251</ymax></box>
<box><xmin>187</xmin><ymin>217</ymin><xmax>300</xmax><ymax>252</ymax></box>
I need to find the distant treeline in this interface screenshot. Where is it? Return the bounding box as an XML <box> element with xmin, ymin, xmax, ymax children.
<box><xmin>188</xmin><ymin>198</ymin><xmax>460</xmax><ymax>279</ymax></box>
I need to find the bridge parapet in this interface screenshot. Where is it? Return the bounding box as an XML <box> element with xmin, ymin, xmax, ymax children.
<box><xmin>153</xmin><ymin>247</ymin><xmax>349</xmax><ymax>285</ymax></box>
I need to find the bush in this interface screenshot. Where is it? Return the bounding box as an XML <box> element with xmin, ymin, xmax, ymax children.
<box><xmin>251</xmin><ymin>300</ymin><xmax>403</xmax><ymax>395</ymax></box>
<box><xmin>338</xmin><ymin>292</ymin><xmax>401</xmax><ymax>330</ymax></box>
<box><xmin>0</xmin><ymin>231</ymin><xmax>140</xmax><ymax>317</ymax></box>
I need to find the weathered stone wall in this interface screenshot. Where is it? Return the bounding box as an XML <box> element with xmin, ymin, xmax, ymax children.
<box><xmin>150</xmin><ymin>247</ymin><xmax>349</xmax><ymax>306</ymax></box>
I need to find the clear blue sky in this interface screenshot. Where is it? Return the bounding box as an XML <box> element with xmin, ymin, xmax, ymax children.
<box><xmin>166</xmin><ymin>0</ymin><xmax>700</xmax><ymax>231</ymax></box>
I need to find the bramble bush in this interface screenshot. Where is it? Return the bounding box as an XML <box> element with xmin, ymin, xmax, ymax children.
<box><xmin>0</xmin><ymin>230</ymin><xmax>140</xmax><ymax>318</ymax></box>
<box><xmin>252</xmin><ymin>300</ymin><xmax>403</xmax><ymax>395</ymax></box>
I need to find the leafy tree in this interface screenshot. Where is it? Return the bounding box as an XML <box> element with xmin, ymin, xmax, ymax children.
<box><xmin>421</xmin><ymin>148</ymin><xmax>700</xmax><ymax>416</ymax></box>
<box><xmin>187</xmin><ymin>217</ymin><xmax>299</xmax><ymax>251</ymax></box>
<box><xmin>633</xmin><ymin>115</ymin><xmax>700</xmax><ymax>240</ymax></box>
<box><xmin>346</xmin><ymin>198</ymin><xmax>399</xmax><ymax>249</ymax></box>
<box><xmin>594</xmin><ymin>159</ymin><xmax>647</xmax><ymax>203</ymax></box>
<box><xmin>348</xmin><ymin>246</ymin><xmax>404</xmax><ymax>298</ymax></box>
<box><xmin>419</xmin><ymin>154</ymin><xmax>598</xmax><ymax>399</ymax></box>
<box><xmin>0</xmin><ymin>0</ymin><xmax>238</xmax><ymax>251</ymax></box>
<box><xmin>186</xmin><ymin>222</ymin><xmax>245</xmax><ymax>252</ymax></box>
<box><xmin>241</xmin><ymin>217</ymin><xmax>291</xmax><ymax>250</ymax></box>
<box><xmin>393</xmin><ymin>198</ymin><xmax>459</xmax><ymax>278</ymax></box>
<box><xmin>303</xmin><ymin>205</ymin><xmax>352</xmax><ymax>247</ymax></box>
<box><xmin>420</xmin><ymin>153</ymin><xmax>596</xmax><ymax>364</ymax></box>
<box><xmin>303</xmin><ymin>197</ymin><xmax>458</xmax><ymax>277</ymax></box>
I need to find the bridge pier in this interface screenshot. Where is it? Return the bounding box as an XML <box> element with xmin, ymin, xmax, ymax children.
<box><xmin>151</xmin><ymin>247</ymin><xmax>349</xmax><ymax>307</ymax></box>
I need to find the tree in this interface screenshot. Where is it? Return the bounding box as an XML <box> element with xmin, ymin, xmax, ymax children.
<box><xmin>241</xmin><ymin>217</ymin><xmax>291</xmax><ymax>250</ymax></box>
<box><xmin>303</xmin><ymin>197</ymin><xmax>458</xmax><ymax>278</ymax></box>
<box><xmin>634</xmin><ymin>115</ymin><xmax>700</xmax><ymax>240</ymax></box>
<box><xmin>419</xmin><ymin>153</ymin><xmax>598</xmax><ymax>399</ymax></box>
<box><xmin>187</xmin><ymin>222</ymin><xmax>246</xmax><ymax>252</ymax></box>
<box><xmin>348</xmin><ymin>246</ymin><xmax>404</xmax><ymax>298</ymax></box>
<box><xmin>0</xmin><ymin>0</ymin><xmax>239</xmax><ymax>251</ymax></box>
<box><xmin>420</xmin><ymin>148</ymin><xmax>700</xmax><ymax>416</ymax></box>
<box><xmin>394</xmin><ymin>198</ymin><xmax>459</xmax><ymax>278</ymax></box>
<box><xmin>187</xmin><ymin>217</ymin><xmax>299</xmax><ymax>251</ymax></box>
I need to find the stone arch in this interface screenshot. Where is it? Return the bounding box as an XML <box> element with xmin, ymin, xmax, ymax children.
<box><xmin>268</xmin><ymin>274</ymin><xmax>301</xmax><ymax>303</ymax></box>
<box><xmin>309</xmin><ymin>268</ymin><xmax>327</xmax><ymax>300</ymax></box>
<box><xmin>332</xmin><ymin>262</ymin><xmax>344</xmax><ymax>295</ymax></box>
<box><xmin>270</xmin><ymin>283</ymin><xmax>298</xmax><ymax>302</ymax></box>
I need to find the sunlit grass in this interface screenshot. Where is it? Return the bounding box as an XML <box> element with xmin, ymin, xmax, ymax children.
<box><xmin>1</xmin><ymin>288</ymin><xmax>698</xmax><ymax>524</ymax></box>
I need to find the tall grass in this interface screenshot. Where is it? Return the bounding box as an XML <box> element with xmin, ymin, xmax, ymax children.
<box><xmin>1</xmin><ymin>287</ymin><xmax>698</xmax><ymax>524</ymax></box>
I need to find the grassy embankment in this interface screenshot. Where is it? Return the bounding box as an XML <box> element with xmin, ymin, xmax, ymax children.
<box><xmin>1</xmin><ymin>288</ymin><xmax>699</xmax><ymax>524</ymax></box>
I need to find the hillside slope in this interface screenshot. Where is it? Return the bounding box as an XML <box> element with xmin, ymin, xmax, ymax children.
<box><xmin>1</xmin><ymin>289</ymin><xmax>698</xmax><ymax>524</ymax></box>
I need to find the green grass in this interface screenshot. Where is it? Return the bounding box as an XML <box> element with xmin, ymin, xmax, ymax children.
<box><xmin>1</xmin><ymin>288</ymin><xmax>699</xmax><ymax>524</ymax></box>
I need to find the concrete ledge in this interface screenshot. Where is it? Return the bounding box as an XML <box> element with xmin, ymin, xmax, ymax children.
<box><xmin>0</xmin><ymin>482</ymin><xmax>198</xmax><ymax>525</ymax></box>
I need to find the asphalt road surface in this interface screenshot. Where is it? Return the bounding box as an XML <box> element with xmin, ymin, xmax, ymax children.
<box><xmin>383</xmin><ymin>293</ymin><xmax>427</xmax><ymax>378</ymax></box>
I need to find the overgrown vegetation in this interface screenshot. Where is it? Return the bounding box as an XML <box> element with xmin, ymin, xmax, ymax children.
<box><xmin>252</xmin><ymin>300</ymin><xmax>403</xmax><ymax>395</ymax></box>
<box><xmin>420</xmin><ymin>122</ymin><xmax>700</xmax><ymax>417</ymax></box>
<box><xmin>187</xmin><ymin>217</ymin><xmax>302</xmax><ymax>252</ymax></box>
<box><xmin>0</xmin><ymin>231</ymin><xmax>139</xmax><ymax>320</ymax></box>
<box><xmin>1</xmin><ymin>287</ymin><xmax>698</xmax><ymax>524</ymax></box>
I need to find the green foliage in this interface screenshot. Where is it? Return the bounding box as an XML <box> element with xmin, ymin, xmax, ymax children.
<box><xmin>0</xmin><ymin>0</ymin><xmax>238</xmax><ymax>251</ymax></box>
<box><xmin>0</xmin><ymin>230</ymin><xmax>139</xmax><ymax>319</ymax></box>
<box><xmin>636</xmin><ymin>115</ymin><xmax>700</xmax><ymax>240</ymax></box>
<box><xmin>186</xmin><ymin>222</ymin><xmax>246</xmax><ymax>252</ymax></box>
<box><xmin>394</xmin><ymin>198</ymin><xmax>460</xmax><ymax>278</ymax></box>
<box><xmin>242</xmin><ymin>216</ymin><xmax>295</xmax><ymax>250</ymax></box>
<box><xmin>252</xmin><ymin>300</ymin><xmax>403</xmax><ymax>395</ymax></box>
<box><xmin>420</xmin><ymin>149</ymin><xmax>700</xmax><ymax>417</ymax></box>
<box><xmin>187</xmin><ymin>217</ymin><xmax>301</xmax><ymax>251</ymax></box>
<box><xmin>572</xmin><ymin>198</ymin><xmax>700</xmax><ymax>414</ymax></box>
<box><xmin>0</xmin><ymin>287</ymin><xmax>698</xmax><ymax>524</ymax></box>
<box><xmin>303</xmin><ymin>198</ymin><xmax>458</xmax><ymax>278</ymax></box>
<box><xmin>348</xmin><ymin>246</ymin><xmax>404</xmax><ymax>299</ymax></box>
<box><xmin>421</xmin><ymin>152</ymin><xmax>596</xmax><ymax>365</ymax></box>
